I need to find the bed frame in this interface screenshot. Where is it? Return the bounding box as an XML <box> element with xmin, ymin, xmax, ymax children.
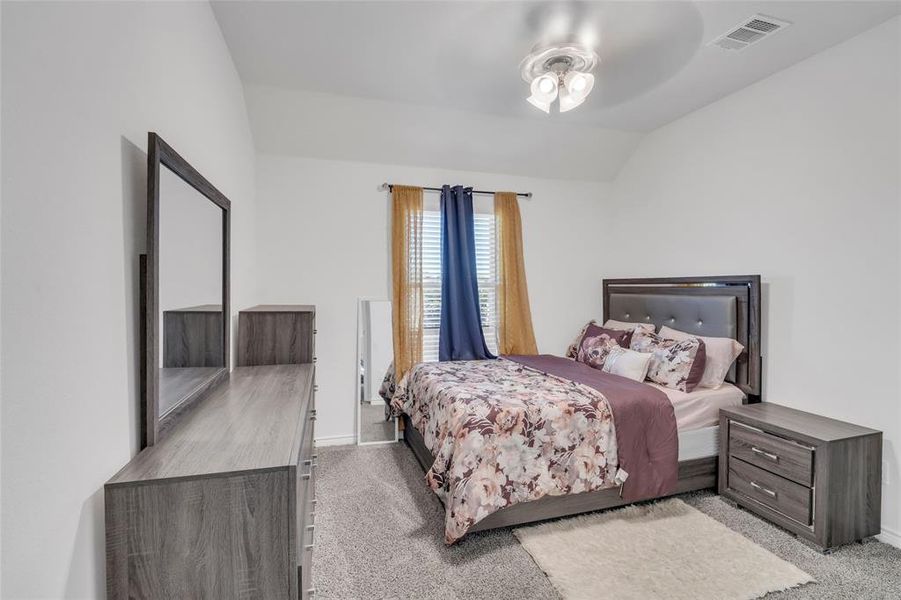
<box><xmin>403</xmin><ymin>275</ymin><xmax>762</xmax><ymax>534</ymax></box>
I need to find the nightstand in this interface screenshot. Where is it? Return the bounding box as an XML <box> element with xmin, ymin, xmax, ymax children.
<box><xmin>719</xmin><ymin>403</ymin><xmax>882</xmax><ymax>550</ymax></box>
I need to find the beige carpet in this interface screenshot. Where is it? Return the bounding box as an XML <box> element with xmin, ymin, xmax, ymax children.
<box><xmin>514</xmin><ymin>498</ymin><xmax>814</xmax><ymax>600</ymax></box>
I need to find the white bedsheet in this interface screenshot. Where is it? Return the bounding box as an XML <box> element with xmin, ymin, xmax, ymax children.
<box><xmin>647</xmin><ymin>382</ymin><xmax>746</xmax><ymax>431</ymax></box>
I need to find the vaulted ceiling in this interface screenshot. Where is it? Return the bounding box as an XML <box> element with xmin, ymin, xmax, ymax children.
<box><xmin>212</xmin><ymin>1</ymin><xmax>901</xmax><ymax>180</ymax></box>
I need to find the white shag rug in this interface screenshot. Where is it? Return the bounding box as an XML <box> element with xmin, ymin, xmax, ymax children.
<box><xmin>513</xmin><ymin>498</ymin><xmax>814</xmax><ymax>600</ymax></box>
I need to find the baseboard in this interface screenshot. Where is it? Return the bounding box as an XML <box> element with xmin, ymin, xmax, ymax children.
<box><xmin>315</xmin><ymin>434</ymin><xmax>356</xmax><ymax>447</ymax></box>
<box><xmin>878</xmin><ymin>525</ymin><xmax>901</xmax><ymax>548</ymax></box>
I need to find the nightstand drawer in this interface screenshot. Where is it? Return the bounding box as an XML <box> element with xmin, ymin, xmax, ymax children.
<box><xmin>729</xmin><ymin>421</ymin><xmax>813</xmax><ymax>485</ymax></box>
<box><xmin>728</xmin><ymin>458</ymin><xmax>812</xmax><ymax>525</ymax></box>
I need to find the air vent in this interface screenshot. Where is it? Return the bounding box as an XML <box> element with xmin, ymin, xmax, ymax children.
<box><xmin>709</xmin><ymin>14</ymin><xmax>791</xmax><ymax>52</ymax></box>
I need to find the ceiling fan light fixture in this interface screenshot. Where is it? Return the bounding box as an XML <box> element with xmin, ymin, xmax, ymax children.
<box><xmin>564</xmin><ymin>70</ymin><xmax>594</xmax><ymax>97</ymax></box>
<box><xmin>520</xmin><ymin>43</ymin><xmax>599</xmax><ymax>114</ymax></box>
<box><xmin>530</xmin><ymin>73</ymin><xmax>558</xmax><ymax>101</ymax></box>
<box><xmin>527</xmin><ymin>94</ymin><xmax>552</xmax><ymax>114</ymax></box>
<box><xmin>558</xmin><ymin>86</ymin><xmax>584</xmax><ymax>113</ymax></box>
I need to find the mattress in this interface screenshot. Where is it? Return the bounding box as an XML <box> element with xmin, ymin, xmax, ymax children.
<box><xmin>647</xmin><ymin>382</ymin><xmax>746</xmax><ymax>432</ymax></box>
<box><xmin>678</xmin><ymin>426</ymin><xmax>719</xmax><ymax>461</ymax></box>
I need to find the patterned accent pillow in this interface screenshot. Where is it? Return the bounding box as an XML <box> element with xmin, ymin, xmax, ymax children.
<box><xmin>575</xmin><ymin>324</ymin><xmax>629</xmax><ymax>369</ymax></box>
<box><xmin>565</xmin><ymin>320</ymin><xmax>598</xmax><ymax>358</ymax></box>
<box><xmin>603</xmin><ymin>319</ymin><xmax>656</xmax><ymax>334</ymax></box>
<box><xmin>659</xmin><ymin>326</ymin><xmax>744</xmax><ymax>390</ymax></box>
<box><xmin>630</xmin><ymin>330</ymin><xmax>707</xmax><ymax>392</ymax></box>
<box><xmin>566</xmin><ymin>319</ymin><xmax>636</xmax><ymax>360</ymax></box>
<box><xmin>602</xmin><ymin>319</ymin><xmax>656</xmax><ymax>348</ymax></box>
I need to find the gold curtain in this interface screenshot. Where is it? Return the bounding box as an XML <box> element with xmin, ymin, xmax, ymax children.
<box><xmin>495</xmin><ymin>192</ymin><xmax>538</xmax><ymax>355</ymax></box>
<box><xmin>391</xmin><ymin>185</ymin><xmax>424</xmax><ymax>382</ymax></box>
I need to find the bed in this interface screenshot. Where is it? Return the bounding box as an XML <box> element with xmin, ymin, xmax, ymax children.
<box><xmin>393</xmin><ymin>275</ymin><xmax>761</xmax><ymax>542</ymax></box>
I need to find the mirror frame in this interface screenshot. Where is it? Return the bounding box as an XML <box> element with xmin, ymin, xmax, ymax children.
<box><xmin>143</xmin><ymin>132</ymin><xmax>231</xmax><ymax>448</ymax></box>
<box><xmin>355</xmin><ymin>296</ymin><xmax>398</xmax><ymax>446</ymax></box>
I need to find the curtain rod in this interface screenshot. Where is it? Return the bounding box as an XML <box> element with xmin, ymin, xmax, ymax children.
<box><xmin>379</xmin><ymin>183</ymin><xmax>532</xmax><ymax>199</ymax></box>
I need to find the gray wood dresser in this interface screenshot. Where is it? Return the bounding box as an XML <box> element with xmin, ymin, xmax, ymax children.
<box><xmin>719</xmin><ymin>403</ymin><xmax>881</xmax><ymax>550</ymax></box>
<box><xmin>162</xmin><ymin>304</ymin><xmax>224</xmax><ymax>368</ymax></box>
<box><xmin>238</xmin><ymin>305</ymin><xmax>316</xmax><ymax>366</ymax></box>
<box><xmin>107</xmin><ymin>303</ymin><xmax>319</xmax><ymax>599</ymax></box>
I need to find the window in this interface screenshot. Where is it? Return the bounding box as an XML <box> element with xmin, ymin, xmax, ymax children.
<box><xmin>421</xmin><ymin>202</ymin><xmax>498</xmax><ymax>362</ymax></box>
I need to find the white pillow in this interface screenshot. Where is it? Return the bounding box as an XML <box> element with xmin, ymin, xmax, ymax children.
<box><xmin>601</xmin><ymin>346</ymin><xmax>653</xmax><ymax>382</ymax></box>
<box><xmin>603</xmin><ymin>319</ymin><xmax>656</xmax><ymax>333</ymax></box>
<box><xmin>659</xmin><ymin>325</ymin><xmax>744</xmax><ymax>390</ymax></box>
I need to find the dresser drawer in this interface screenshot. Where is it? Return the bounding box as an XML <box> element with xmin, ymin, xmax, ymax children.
<box><xmin>729</xmin><ymin>421</ymin><xmax>813</xmax><ymax>486</ymax></box>
<box><xmin>300</xmin><ymin>469</ymin><xmax>316</xmax><ymax>599</ymax></box>
<box><xmin>728</xmin><ymin>457</ymin><xmax>812</xmax><ymax>525</ymax></box>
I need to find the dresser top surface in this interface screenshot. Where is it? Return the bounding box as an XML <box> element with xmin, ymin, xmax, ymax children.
<box><xmin>164</xmin><ymin>304</ymin><xmax>223</xmax><ymax>313</ymax></box>
<box><xmin>108</xmin><ymin>364</ymin><xmax>314</xmax><ymax>486</ymax></box>
<box><xmin>722</xmin><ymin>402</ymin><xmax>880</xmax><ymax>442</ymax></box>
<box><xmin>240</xmin><ymin>304</ymin><xmax>316</xmax><ymax>313</ymax></box>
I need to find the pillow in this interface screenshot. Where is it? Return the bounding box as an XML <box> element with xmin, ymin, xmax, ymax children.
<box><xmin>565</xmin><ymin>320</ymin><xmax>598</xmax><ymax>358</ymax></box>
<box><xmin>603</xmin><ymin>319</ymin><xmax>656</xmax><ymax>333</ymax></box>
<box><xmin>630</xmin><ymin>329</ymin><xmax>707</xmax><ymax>392</ymax></box>
<box><xmin>602</xmin><ymin>346</ymin><xmax>653</xmax><ymax>382</ymax></box>
<box><xmin>602</xmin><ymin>319</ymin><xmax>656</xmax><ymax>347</ymax></box>
<box><xmin>575</xmin><ymin>324</ymin><xmax>630</xmax><ymax>369</ymax></box>
<box><xmin>659</xmin><ymin>326</ymin><xmax>744</xmax><ymax>390</ymax></box>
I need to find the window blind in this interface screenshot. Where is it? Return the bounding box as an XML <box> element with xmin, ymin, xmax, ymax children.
<box><xmin>421</xmin><ymin>209</ymin><xmax>498</xmax><ymax>362</ymax></box>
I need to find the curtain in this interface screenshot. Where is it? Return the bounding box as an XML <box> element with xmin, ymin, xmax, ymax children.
<box><xmin>391</xmin><ymin>185</ymin><xmax>424</xmax><ymax>382</ymax></box>
<box><xmin>495</xmin><ymin>191</ymin><xmax>538</xmax><ymax>355</ymax></box>
<box><xmin>439</xmin><ymin>185</ymin><xmax>495</xmax><ymax>361</ymax></box>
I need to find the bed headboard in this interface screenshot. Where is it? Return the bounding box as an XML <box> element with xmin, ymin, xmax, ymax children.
<box><xmin>602</xmin><ymin>275</ymin><xmax>761</xmax><ymax>402</ymax></box>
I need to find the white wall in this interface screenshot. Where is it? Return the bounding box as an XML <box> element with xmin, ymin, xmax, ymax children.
<box><xmin>245</xmin><ymin>85</ymin><xmax>643</xmax><ymax>183</ymax></box>
<box><xmin>0</xmin><ymin>2</ymin><xmax>257</xmax><ymax>598</ymax></box>
<box><xmin>607</xmin><ymin>17</ymin><xmax>901</xmax><ymax>544</ymax></box>
<box><xmin>255</xmin><ymin>155</ymin><xmax>610</xmax><ymax>444</ymax></box>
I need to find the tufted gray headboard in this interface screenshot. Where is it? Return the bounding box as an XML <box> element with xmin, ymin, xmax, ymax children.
<box><xmin>603</xmin><ymin>275</ymin><xmax>761</xmax><ymax>401</ymax></box>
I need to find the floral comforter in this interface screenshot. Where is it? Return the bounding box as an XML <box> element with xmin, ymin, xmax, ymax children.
<box><xmin>387</xmin><ymin>358</ymin><xmax>621</xmax><ymax>543</ymax></box>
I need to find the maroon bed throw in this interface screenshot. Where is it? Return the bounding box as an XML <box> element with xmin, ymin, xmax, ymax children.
<box><xmin>507</xmin><ymin>354</ymin><xmax>679</xmax><ymax>502</ymax></box>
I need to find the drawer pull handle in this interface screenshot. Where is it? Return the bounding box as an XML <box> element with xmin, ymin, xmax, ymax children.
<box><xmin>303</xmin><ymin>459</ymin><xmax>313</xmax><ymax>466</ymax></box>
<box><xmin>306</xmin><ymin>524</ymin><xmax>315</xmax><ymax>532</ymax></box>
<box><xmin>301</xmin><ymin>474</ymin><xmax>311</xmax><ymax>480</ymax></box>
<box><xmin>750</xmin><ymin>481</ymin><xmax>777</xmax><ymax>498</ymax></box>
<box><xmin>305</xmin><ymin>544</ymin><xmax>314</xmax><ymax>551</ymax></box>
<box><xmin>751</xmin><ymin>446</ymin><xmax>779</xmax><ymax>462</ymax></box>
<box><xmin>307</xmin><ymin>588</ymin><xmax>316</xmax><ymax>598</ymax></box>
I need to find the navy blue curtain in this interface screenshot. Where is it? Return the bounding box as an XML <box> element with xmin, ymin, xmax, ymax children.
<box><xmin>439</xmin><ymin>185</ymin><xmax>496</xmax><ymax>361</ymax></box>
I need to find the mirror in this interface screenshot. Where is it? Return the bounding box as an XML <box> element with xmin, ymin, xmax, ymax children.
<box><xmin>356</xmin><ymin>298</ymin><xmax>397</xmax><ymax>444</ymax></box>
<box><xmin>144</xmin><ymin>133</ymin><xmax>230</xmax><ymax>447</ymax></box>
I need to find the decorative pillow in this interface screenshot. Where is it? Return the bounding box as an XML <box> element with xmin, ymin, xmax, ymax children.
<box><xmin>575</xmin><ymin>324</ymin><xmax>630</xmax><ymax>369</ymax></box>
<box><xmin>602</xmin><ymin>346</ymin><xmax>653</xmax><ymax>382</ymax></box>
<box><xmin>602</xmin><ymin>319</ymin><xmax>656</xmax><ymax>348</ymax></box>
<box><xmin>603</xmin><ymin>319</ymin><xmax>656</xmax><ymax>333</ymax></box>
<box><xmin>565</xmin><ymin>320</ymin><xmax>598</xmax><ymax>358</ymax></box>
<box><xmin>659</xmin><ymin>326</ymin><xmax>744</xmax><ymax>390</ymax></box>
<box><xmin>630</xmin><ymin>330</ymin><xmax>707</xmax><ymax>392</ymax></box>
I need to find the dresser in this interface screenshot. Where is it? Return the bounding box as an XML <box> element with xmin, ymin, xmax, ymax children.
<box><xmin>238</xmin><ymin>305</ymin><xmax>316</xmax><ymax>366</ymax></box>
<box><xmin>107</xmin><ymin>303</ymin><xmax>318</xmax><ymax>599</ymax></box>
<box><xmin>162</xmin><ymin>304</ymin><xmax>224</xmax><ymax>368</ymax></box>
<box><xmin>106</xmin><ymin>365</ymin><xmax>317</xmax><ymax>598</ymax></box>
<box><xmin>719</xmin><ymin>403</ymin><xmax>881</xmax><ymax>550</ymax></box>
